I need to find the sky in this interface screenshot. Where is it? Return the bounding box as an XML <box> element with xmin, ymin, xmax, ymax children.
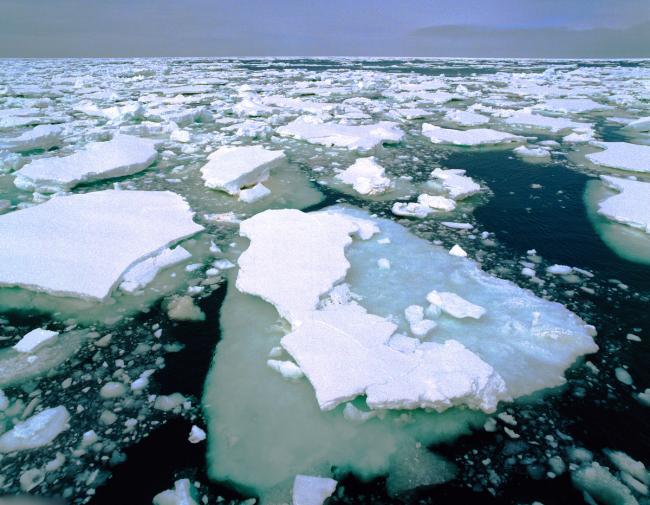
<box><xmin>1</xmin><ymin>0</ymin><xmax>649</xmax><ymax>58</ymax></box>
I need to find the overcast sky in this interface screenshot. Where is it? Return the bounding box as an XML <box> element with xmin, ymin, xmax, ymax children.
<box><xmin>1</xmin><ymin>0</ymin><xmax>649</xmax><ymax>58</ymax></box>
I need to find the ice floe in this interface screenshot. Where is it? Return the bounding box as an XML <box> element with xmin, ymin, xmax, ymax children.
<box><xmin>14</xmin><ymin>134</ymin><xmax>157</xmax><ymax>192</ymax></box>
<box><xmin>200</xmin><ymin>145</ymin><xmax>286</xmax><ymax>196</ymax></box>
<box><xmin>277</xmin><ymin>116</ymin><xmax>403</xmax><ymax>150</ymax></box>
<box><xmin>1</xmin><ymin>124</ymin><xmax>62</xmax><ymax>152</ymax></box>
<box><xmin>335</xmin><ymin>157</ymin><xmax>392</xmax><ymax>195</ymax></box>
<box><xmin>422</xmin><ymin>124</ymin><xmax>523</xmax><ymax>146</ymax></box>
<box><xmin>586</xmin><ymin>142</ymin><xmax>650</xmax><ymax>173</ymax></box>
<box><xmin>596</xmin><ymin>176</ymin><xmax>650</xmax><ymax>233</ymax></box>
<box><xmin>0</xmin><ymin>406</ymin><xmax>70</xmax><ymax>453</ymax></box>
<box><xmin>205</xmin><ymin>206</ymin><xmax>597</xmax><ymax>501</ymax></box>
<box><xmin>0</xmin><ymin>190</ymin><xmax>203</xmax><ymax>300</ymax></box>
<box><xmin>292</xmin><ymin>475</ymin><xmax>337</xmax><ymax>505</ymax></box>
<box><xmin>430</xmin><ymin>168</ymin><xmax>481</xmax><ymax>200</ymax></box>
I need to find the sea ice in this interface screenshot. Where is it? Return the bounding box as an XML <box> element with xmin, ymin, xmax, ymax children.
<box><xmin>153</xmin><ymin>479</ymin><xmax>199</xmax><ymax>505</ymax></box>
<box><xmin>0</xmin><ymin>190</ymin><xmax>203</xmax><ymax>300</ymax></box>
<box><xmin>1</xmin><ymin>124</ymin><xmax>62</xmax><ymax>152</ymax></box>
<box><xmin>0</xmin><ymin>406</ymin><xmax>70</xmax><ymax>453</ymax></box>
<box><xmin>13</xmin><ymin>328</ymin><xmax>59</xmax><ymax>353</ymax></box>
<box><xmin>204</xmin><ymin>206</ymin><xmax>597</xmax><ymax>502</ymax></box>
<box><xmin>586</xmin><ymin>142</ymin><xmax>650</xmax><ymax>173</ymax></box>
<box><xmin>444</xmin><ymin>110</ymin><xmax>490</xmax><ymax>127</ymax></box>
<box><xmin>335</xmin><ymin>157</ymin><xmax>392</xmax><ymax>195</ymax></box>
<box><xmin>534</xmin><ymin>98</ymin><xmax>612</xmax><ymax>114</ymax></box>
<box><xmin>119</xmin><ymin>246</ymin><xmax>192</xmax><ymax>293</ymax></box>
<box><xmin>430</xmin><ymin>168</ymin><xmax>481</xmax><ymax>200</ymax></box>
<box><xmin>14</xmin><ymin>134</ymin><xmax>158</xmax><ymax>192</ymax></box>
<box><xmin>417</xmin><ymin>194</ymin><xmax>457</xmax><ymax>212</ymax></box>
<box><xmin>596</xmin><ymin>176</ymin><xmax>650</xmax><ymax>233</ymax></box>
<box><xmin>422</xmin><ymin>124</ymin><xmax>522</xmax><ymax>146</ymax></box>
<box><xmin>277</xmin><ymin>116</ymin><xmax>403</xmax><ymax>151</ymax></box>
<box><xmin>426</xmin><ymin>291</ymin><xmax>486</xmax><ymax>319</ymax></box>
<box><xmin>504</xmin><ymin>111</ymin><xmax>588</xmax><ymax>133</ymax></box>
<box><xmin>292</xmin><ymin>475</ymin><xmax>337</xmax><ymax>505</ymax></box>
<box><xmin>200</xmin><ymin>145</ymin><xmax>286</xmax><ymax>195</ymax></box>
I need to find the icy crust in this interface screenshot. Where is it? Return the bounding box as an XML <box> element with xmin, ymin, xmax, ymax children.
<box><xmin>596</xmin><ymin>176</ymin><xmax>650</xmax><ymax>233</ymax></box>
<box><xmin>14</xmin><ymin>134</ymin><xmax>157</xmax><ymax>192</ymax></box>
<box><xmin>236</xmin><ymin>209</ymin><xmax>377</xmax><ymax>325</ymax></box>
<box><xmin>335</xmin><ymin>157</ymin><xmax>392</xmax><ymax>195</ymax></box>
<box><xmin>200</xmin><ymin>145</ymin><xmax>286</xmax><ymax>195</ymax></box>
<box><xmin>586</xmin><ymin>142</ymin><xmax>650</xmax><ymax>173</ymax></box>
<box><xmin>277</xmin><ymin>116</ymin><xmax>404</xmax><ymax>150</ymax></box>
<box><xmin>0</xmin><ymin>190</ymin><xmax>203</xmax><ymax>300</ymax></box>
<box><xmin>422</xmin><ymin>124</ymin><xmax>523</xmax><ymax>146</ymax></box>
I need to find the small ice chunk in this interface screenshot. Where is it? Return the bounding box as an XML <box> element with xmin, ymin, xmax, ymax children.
<box><xmin>239</xmin><ymin>182</ymin><xmax>272</xmax><ymax>203</ymax></box>
<box><xmin>200</xmin><ymin>145</ymin><xmax>285</xmax><ymax>195</ymax></box>
<box><xmin>14</xmin><ymin>134</ymin><xmax>157</xmax><ymax>192</ymax></box>
<box><xmin>391</xmin><ymin>202</ymin><xmax>430</xmax><ymax>218</ymax></box>
<box><xmin>99</xmin><ymin>381</ymin><xmax>126</xmax><ymax>399</ymax></box>
<box><xmin>426</xmin><ymin>290</ymin><xmax>486</xmax><ymax>319</ymax></box>
<box><xmin>342</xmin><ymin>403</ymin><xmax>376</xmax><ymax>423</ymax></box>
<box><xmin>422</xmin><ymin>124</ymin><xmax>523</xmax><ymax>146</ymax></box>
<box><xmin>430</xmin><ymin>168</ymin><xmax>481</xmax><ymax>200</ymax></box>
<box><xmin>335</xmin><ymin>157</ymin><xmax>392</xmax><ymax>195</ymax></box>
<box><xmin>267</xmin><ymin>359</ymin><xmax>304</xmax><ymax>381</ymax></box>
<box><xmin>514</xmin><ymin>145</ymin><xmax>551</xmax><ymax>159</ymax></box>
<box><xmin>13</xmin><ymin>328</ymin><xmax>59</xmax><ymax>353</ymax></box>
<box><xmin>292</xmin><ymin>475</ymin><xmax>338</xmax><ymax>505</ymax></box>
<box><xmin>0</xmin><ymin>406</ymin><xmax>70</xmax><ymax>453</ymax></box>
<box><xmin>615</xmin><ymin>367</ymin><xmax>633</xmax><ymax>385</ymax></box>
<box><xmin>417</xmin><ymin>194</ymin><xmax>456</xmax><ymax>212</ymax></box>
<box><xmin>153</xmin><ymin>479</ymin><xmax>199</xmax><ymax>505</ymax></box>
<box><xmin>449</xmin><ymin>244</ymin><xmax>467</xmax><ymax>257</ymax></box>
<box><xmin>377</xmin><ymin>258</ymin><xmax>391</xmax><ymax>269</ymax></box>
<box><xmin>441</xmin><ymin>221</ymin><xmax>473</xmax><ymax>230</ymax></box>
<box><xmin>547</xmin><ymin>265</ymin><xmax>573</xmax><ymax>275</ymax></box>
<box><xmin>188</xmin><ymin>425</ymin><xmax>206</xmax><ymax>444</ymax></box>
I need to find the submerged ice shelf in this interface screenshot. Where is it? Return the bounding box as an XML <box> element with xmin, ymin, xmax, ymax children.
<box><xmin>204</xmin><ymin>206</ymin><xmax>597</xmax><ymax>502</ymax></box>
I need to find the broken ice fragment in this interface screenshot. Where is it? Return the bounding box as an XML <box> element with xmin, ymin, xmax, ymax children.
<box><xmin>335</xmin><ymin>157</ymin><xmax>392</xmax><ymax>195</ymax></box>
<box><xmin>426</xmin><ymin>291</ymin><xmax>486</xmax><ymax>319</ymax></box>
<box><xmin>153</xmin><ymin>479</ymin><xmax>199</xmax><ymax>505</ymax></box>
<box><xmin>200</xmin><ymin>145</ymin><xmax>285</xmax><ymax>195</ymax></box>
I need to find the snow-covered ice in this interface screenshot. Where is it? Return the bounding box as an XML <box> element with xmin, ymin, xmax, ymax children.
<box><xmin>13</xmin><ymin>328</ymin><xmax>59</xmax><ymax>353</ymax></box>
<box><xmin>0</xmin><ymin>190</ymin><xmax>203</xmax><ymax>300</ymax></box>
<box><xmin>292</xmin><ymin>475</ymin><xmax>337</xmax><ymax>505</ymax></box>
<box><xmin>200</xmin><ymin>145</ymin><xmax>286</xmax><ymax>195</ymax></box>
<box><xmin>14</xmin><ymin>134</ymin><xmax>157</xmax><ymax>192</ymax></box>
<box><xmin>586</xmin><ymin>142</ymin><xmax>650</xmax><ymax>173</ymax></box>
<box><xmin>422</xmin><ymin>124</ymin><xmax>523</xmax><ymax>146</ymax></box>
<box><xmin>277</xmin><ymin>116</ymin><xmax>403</xmax><ymax>150</ymax></box>
<box><xmin>596</xmin><ymin>176</ymin><xmax>650</xmax><ymax>233</ymax></box>
<box><xmin>335</xmin><ymin>157</ymin><xmax>392</xmax><ymax>195</ymax></box>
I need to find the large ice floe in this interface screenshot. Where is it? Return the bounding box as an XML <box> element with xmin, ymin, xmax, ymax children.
<box><xmin>585</xmin><ymin>142</ymin><xmax>650</xmax><ymax>173</ymax></box>
<box><xmin>277</xmin><ymin>115</ymin><xmax>404</xmax><ymax>150</ymax></box>
<box><xmin>204</xmin><ymin>206</ymin><xmax>597</xmax><ymax>502</ymax></box>
<box><xmin>584</xmin><ymin>176</ymin><xmax>650</xmax><ymax>265</ymax></box>
<box><xmin>0</xmin><ymin>124</ymin><xmax>62</xmax><ymax>152</ymax></box>
<box><xmin>13</xmin><ymin>134</ymin><xmax>157</xmax><ymax>192</ymax></box>
<box><xmin>422</xmin><ymin>124</ymin><xmax>523</xmax><ymax>147</ymax></box>
<box><xmin>200</xmin><ymin>145</ymin><xmax>286</xmax><ymax>196</ymax></box>
<box><xmin>0</xmin><ymin>190</ymin><xmax>203</xmax><ymax>300</ymax></box>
